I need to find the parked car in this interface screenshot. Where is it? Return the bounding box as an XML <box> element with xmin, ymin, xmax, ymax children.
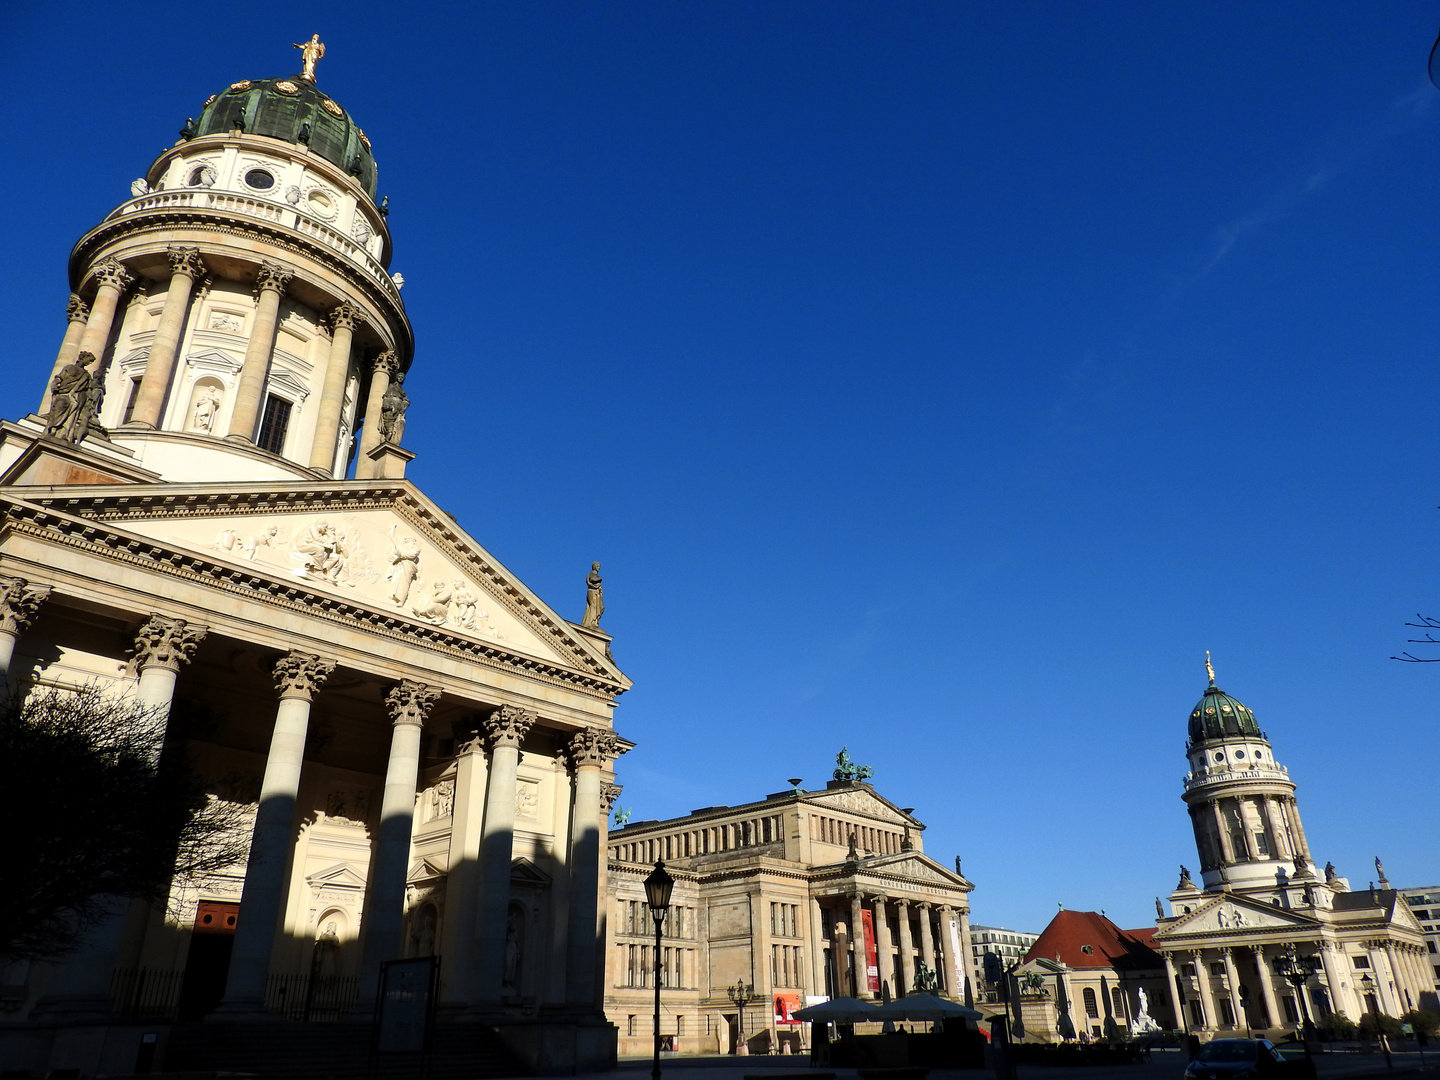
<box><xmin>1183</xmin><ymin>1039</ymin><xmax>1315</xmax><ymax>1080</ymax></box>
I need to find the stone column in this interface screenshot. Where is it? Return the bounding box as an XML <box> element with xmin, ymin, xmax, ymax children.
<box><xmin>1221</xmin><ymin>948</ymin><xmax>1243</xmax><ymax>1029</ymax></box>
<box><xmin>1190</xmin><ymin>951</ymin><xmax>1213</xmax><ymax>1030</ymax></box>
<box><xmin>39</xmin><ymin>296</ymin><xmax>90</xmax><ymax>415</ymax></box>
<box><xmin>896</xmin><ymin>899</ymin><xmax>915</xmax><ymax>996</ymax></box>
<box><xmin>938</xmin><ymin>906</ymin><xmax>958</xmax><ymax>998</ymax></box>
<box><xmin>471</xmin><ymin>703</ymin><xmax>538</xmax><ymax>1007</ymax></box>
<box><xmin>129</xmin><ymin>247</ymin><xmax>206</xmax><ymax>428</ymax></box>
<box><xmin>1162</xmin><ymin>953</ymin><xmax>1187</xmax><ymax>1032</ymax></box>
<box><xmin>440</xmin><ymin>734</ymin><xmax>488</xmax><ymax>1005</ymax></box>
<box><xmin>1212</xmin><ymin>802</ymin><xmax>1236</xmax><ymax>865</ymax></box>
<box><xmin>873</xmin><ymin>896</ymin><xmax>893</xmax><ymax>997</ymax></box>
<box><xmin>918</xmin><ymin>902</ymin><xmax>937</xmax><ymax>986</ymax></box>
<box><xmin>308</xmin><ymin>302</ymin><xmax>364</xmax><ymax>473</ymax></box>
<box><xmin>29</xmin><ymin>615</ymin><xmax>204</xmax><ymax>1020</ymax></box>
<box><xmin>356</xmin><ymin>680</ymin><xmax>441</xmax><ymax>1003</ymax></box>
<box><xmin>1250</xmin><ymin>946</ymin><xmax>1280</xmax><ymax>1030</ymax></box>
<box><xmin>220</xmin><ymin>651</ymin><xmax>334</xmax><ymax>1013</ymax></box>
<box><xmin>226</xmin><ymin>262</ymin><xmax>292</xmax><ymax>441</ymax></box>
<box><xmin>957</xmin><ymin>907</ymin><xmax>977</xmax><ymax>1001</ymax></box>
<box><xmin>849</xmin><ymin>892</ymin><xmax>871</xmax><ymax>998</ymax></box>
<box><xmin>0</xmin><ymin>576</ymin><xmax>50</xmax><ymax>678</ymax></box>
<box><xmin>1285</xmin><ymin>798</ymin><xmax>1312</xmax><ymax>863</ymax></box>
<box><xmin>75</xmin><ymin>258</ymin><xmax>135</xmax><ymax>366</ymax></box>
<box><xmin>1317</xmin><ymin>941</ymin><xmax>1349</xmax><ymax>1019</ymax></box>
<box><xmin>564</xmin><ymin>726</ymin><xmax>624</xmax><ymax>1008</ymax></box>
<box><xmin>1261</xmin><ymin>798</ymin><xmax>1290</xmax><ymax>860</ymax></box>
<box><xmin>809</xmin><ymin>898</ymin><xmax>827</xmax><ymax>996</ymax></box>
<box><xmin>354</xmin><ymin>350</ymin><xmax>400</xmax><ymax>478</ymax></box>
<box><xmin>597</xmin><ymin>781</ymin><xmax>622</xmax><ymax>1010</ymax></box>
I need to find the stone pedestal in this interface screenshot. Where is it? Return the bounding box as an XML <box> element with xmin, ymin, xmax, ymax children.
<box><xmin>362</xmin><ymin>441</ymin><xmax>414</xmax><ymax>480</ymax></box>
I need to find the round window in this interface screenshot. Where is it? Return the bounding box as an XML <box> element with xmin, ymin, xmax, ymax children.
<box><xmin>1214</xmin><ymin>752</ymin><xmax>1225</xmax><ymax>762</ymax></box>
<box><xmin>1234</xmin><ymin>750</ymin><xmax>1245</xmax><ymax>758</ymax></box>
<box><xmin>244</xmin><ymin>168</ymin><xmax>276</xmax><ymax>191</ymax></box>
<box><xmin>307</xmin><ymin>189</ymin><xmax>334</xmax><ymax>214</ymax></box>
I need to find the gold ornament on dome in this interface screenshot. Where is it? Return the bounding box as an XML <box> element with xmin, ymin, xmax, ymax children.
<box><xmin>356</xmin><ymin>128</ymin><xmax>371</xmax><ymax>149</ymax></box>
<box><xmin>321</xmin><ymin>98</ymin><xmax>344</xmax><ymax>117</ymax></box>
<box><xmin>203</xmin><ymin>94</ymin><xmax>217</xmax><ymax>107</ymax></box>
<box><xmin>293</xmin><ymin>33</ymin><xmax>325</xmax><ymax>83</ymax></box>
<box><xmin>230</xmin><ymin>80</ymin><xmax>253</xmax><ymax>92</ymax></box>
<box><xmin>275</xmin><ymin>80</ymin><xmax>299</xmax><ymax>95</ymax></box>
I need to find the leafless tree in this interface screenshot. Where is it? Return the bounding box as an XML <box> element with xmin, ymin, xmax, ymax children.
<box><xmin>1392</xmin><ymin>614</ymin><xmax>1440</xmax><ymax>662</ymax></box>
<box><xmin>0</xmin><ymin>687</ymin><xmax>248</xmax><ymax>961</ymax></box>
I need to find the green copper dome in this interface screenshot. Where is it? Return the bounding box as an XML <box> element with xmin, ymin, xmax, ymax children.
<box><xmin>1187</xmin><ymin>682</ymin><xmax>1262</xmax><ymax>745</ymax></box>
<box><xmin>187</xmin><ymin>76</ymin><xmax>377</xmax><ymax>200</ymax></box>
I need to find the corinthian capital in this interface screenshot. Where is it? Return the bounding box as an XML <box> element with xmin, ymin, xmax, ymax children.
<box><xmin>272</xmin><ymin>650</ymin><xmax>335</xmax><ymax>700</ymax></box>
<box><xmin>91</xmin><ymin>257</ymin><xmax>135</xmax><ymax>292</ymax></box>
<box><xmin>166</xmin><ymin>245</ymin><xmax>207</xmax><ymax>280</ymax></box>
<box><xmin>330</xmin><ymin>302</ymin><xmax>365</xmax><ymax>333</ymax></box>
<box><xmin>254</xmin><ymin>261</ymin><xmax>293</xmax><ymax>296</ymax></box>
<box><xmin>0</xmin><ymin>576</ymin><xmax>51</xmax><ymax>635</ymax></box>
<box><xmin>600</xmin><ymin>782</ymin><xmax>623</xmax><ymax>813</ymax></box>
<box><xmin>386</xmin><ymin>680</ymin><xmax>441</xmax><ymax>727</ymax></box>
<box><xmin>66</xmin><ymin>294</ymin><xmax>89</xmax><ymax>323</ymax></box>
<box><xmin>372</xmin><ymin>349</ymin><xmax>400</xmax><ymax>378</ymax></box>
<box><xmin>564</xmin><ymin>726</ymin><xmax>624</xmax><ymax>770</ymax></box>
<box><xmin>483</xmin><ymin>703</ymin><xmax>538</xmax><ymax>750</ymax></box>
<box><xmin>131</xmin><ymin>614</ymin><xmax>207</xmax><ymax>673</ymax></box>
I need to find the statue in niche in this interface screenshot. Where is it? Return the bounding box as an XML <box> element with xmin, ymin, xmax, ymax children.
<box><xmin>312</xmin><ymin>921</ymin><xmax>341</xmax><ymax>980</ymax></box>
<box><xmin>412</xmin><ymin>579</ymin><xmax>452</xmax><ymax>624</ymax></box>
<box><xmin>191</xmin><ymin>384</ymin><xmax>221</xmax><ymax>432</ymax></box>
<box><xmin>412</xmin><ymin>905</ymin><xmax>437</xmax><ymax>956</ymax></box>
<box><xmin>449</xmin><ymin>579</ymin><xmax>478</xmax><ymax>629</ymax></box>
<box><xmin>386</xmin><ymin>525</ymin><xmax>421</xmax><ymax>605</ymax></box>
<box><xmin>42</xmin><ymin>352</ymin><xmax>101</xmax><ymax>443</ymax></box>
<box><xmin>378</xmin><ymin>374</ymin><xmax>408</xmax><ymax>444</ymax></box>
<box><xmin>503</xmin><ymin>907</ymin><xmax>523</xmax><ymax>989</ymax></box>
<box><xmin>582</xmin><ymin>562</ymin><xmax>604</xmax><ymax>628</ymax></box>
<box><xmin>427</xmin><ymin>780</ymin><xmax>453</xmax><ymax>820</ymax></box>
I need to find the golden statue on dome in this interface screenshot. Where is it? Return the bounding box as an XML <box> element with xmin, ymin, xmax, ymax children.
<box><xmin>1204</xmin><ymin>650</ymin><xmax>1216</xmax><ymax>685</ymax></box>
<box><xmin>293</xmin><ymin>34</ymin><xmax>325</xmax><ymax>82</ymax></box>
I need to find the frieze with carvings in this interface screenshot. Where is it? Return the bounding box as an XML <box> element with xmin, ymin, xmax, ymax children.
<box><xmin>810</xmin><ymin>787</ymin><xmax>910</xmax><ymax>823</ymax></box>
<box><xmin>515</xmin><ymin>778</ymin><xmax>540</xmax><ymax>821</ymax></box>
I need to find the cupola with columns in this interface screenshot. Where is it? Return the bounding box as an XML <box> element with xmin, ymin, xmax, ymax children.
<box><xmin>25</xmin><ymin>37</ymin><xmax>412</xmax><ymax>485</ymax></box>
<box><xmin>1180</xmin><ymin>654</ymin><xmax>1320</xmax><ymax>895</ymax></box>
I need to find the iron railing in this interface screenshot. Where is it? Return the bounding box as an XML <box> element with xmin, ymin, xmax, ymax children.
<box><xmin>110</xmin><ymin>967</ymin><xmax>184</xmax><ymax>1018</ymax></box>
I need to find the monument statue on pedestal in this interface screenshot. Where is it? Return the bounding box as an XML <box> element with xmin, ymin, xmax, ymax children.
<box><xmin>582</xmin><ymin>562</ymin><xmax>604</xmax><ymax>628</ymax></box>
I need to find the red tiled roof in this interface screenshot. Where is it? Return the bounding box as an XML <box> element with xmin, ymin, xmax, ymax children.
<box><xmin>1022</xmin><ymin>910</ymin><xmax>1163</xmax><ymax>972</ymax></box>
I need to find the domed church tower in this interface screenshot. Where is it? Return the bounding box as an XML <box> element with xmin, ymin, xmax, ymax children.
<box><xmin>1181</xmin><ymin>654</ymin><xmax>1317</xmax><ymax>894</ymax></box>
<box><xmin>21</xmin><ymin>39</ymin><xmax>410</xmax><ymax>483</ymax></box>
<box><xmin>0</xmin><ymin>42</ymin><xmax>633</xmax><ymax>1077</ymax></box>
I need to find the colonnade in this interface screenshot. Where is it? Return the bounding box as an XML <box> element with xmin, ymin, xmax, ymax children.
<box><xmin>812</xmin><ymin>892</ymin><xmax>969</xmax><ymax>1001</ymax></box>
<box><xmin>1190</xmin><ymin>793</ymin><xmax>1311</xmax><ymax>871</ymax></box>
<box><xmin>1158</xmin><ymin>940</ymin><xmax>1431</xmax><ymax>1034</ymax></box>
<box><xmin>0</xmin><ymin>583</ymin><xmax>623</xmax><ymax>1019</ymax></box>
<box><xmin>39</xmin><ymin>254</ymin><xmax>405</xmax><ymax>477</ymax></box>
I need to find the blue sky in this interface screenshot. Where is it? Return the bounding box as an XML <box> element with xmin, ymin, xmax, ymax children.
<box><xmin>3</xmin><ymin>2</ymin><xmax>1439</xmax><ymax>934</ymax></box>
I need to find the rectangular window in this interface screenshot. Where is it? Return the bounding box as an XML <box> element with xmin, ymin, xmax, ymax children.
<box><xmin>1254</xmin><ymin>832</ymin><xmax>1270</xmax><ymax>856</ymax></box>
<box><xmin>677</xmin><ymin>1015</ymin><xmax>685</xmax><ymax>1037</ymax></box>
<box><xmin>1351</xmin><ymin>955</ymin><xmax>1371</xmax><ymax>969</ymax></box>
<box><xmin>1189</xmin><ymin>1000</ymin><xmax>1206</xmax><ymax>1027</ymax></box>
<box><xmin>1427</xmin><ymin>942</ymin><xmax>1436</xmax><ymax>954</ymax></box>
<box><xmin>1180</xmin><ymin>963</ymin><xmax>1197</xmax><ymax>977</ymax></box>
<box><xmin>1282</xmin><ymin>996</ymin><xmax>1299</xmax><ymax>1023</ymax></box>
<box><xmin>121</xmin><ymin>376</ymin><xmax>143</xmax><ymax>424</ymax></box>
<box><xmin>628</xmin><ymin>1015</ymin><xmax>637</xmax><ymax>1037</ymax></box>
<box><xmin>1210</xmin><ymin>961</ymin><xmax>1226</xmax><ymax>976</ymax></box>
<box><xmin>257</xmin><ymin>395</ymin><xmax>291</xmax><ymax>454</ymax></box>
<box><xmin>1217</xmin><ymin>998</ymin><xmax>1236</xmax><ymax>1026</ymax></box>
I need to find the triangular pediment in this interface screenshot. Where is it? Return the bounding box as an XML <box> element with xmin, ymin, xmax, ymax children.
<box><xmin>407</xmin><ymin>855</ymin><xmax>448</xmax><ymax>883</ymax></box>
<box><xmin>1155</xmin><ymin>894</ymin><xmax>1318</xmax><ymax>939</ymax></box>
<box><xmin>2</xmin><ymin>479</ymin><xmax>627</xmax><ymax>689</ymax></box>
<box><xmin>307</xmin><ymin>863</ymin><xmax>368</xmax><ymax>889</ymax></box>
<box><xmin>511</xmin><ymin>857</ymin><xmax>551</xmax><ymax>885</ymax></box>
<box><xmin>858</xmin><ymin>851</ymin><xmax>972</xmax><ymax>892</ymax></box>
<box><xmin>805</xmin><ymin>784</ymin><xmax>912</xmax><ymax>826</ymax></box>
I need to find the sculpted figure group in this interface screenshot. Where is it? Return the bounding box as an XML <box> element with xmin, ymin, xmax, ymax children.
<box><xmin>41</xmin><ymin>351</ymin><xmax>104</xmax><ymax>444</ymax></box>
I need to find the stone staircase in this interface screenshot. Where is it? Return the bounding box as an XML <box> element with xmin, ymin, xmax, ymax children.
<box><xmin>163</xmin><ymin>1021</ymin><xmax>529</xmax><ymax>1079</ymax></box>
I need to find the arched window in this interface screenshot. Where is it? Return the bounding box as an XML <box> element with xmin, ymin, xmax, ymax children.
<box><xmin>1111</xmin><ymin>986</ymin><xmax>1124</xmax><ymax>1017</ymax></box>
<box><xmin>1083</xmin><ymin>987</ymin><xmax>1099</xmax><ymax>1018</ymax></box>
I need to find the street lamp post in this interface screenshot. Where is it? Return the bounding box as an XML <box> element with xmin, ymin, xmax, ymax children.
<box><xmin>1272</xmin><ymin>944</ymin><xmax>1321</xmax><ymax>1048</ymax></box>
<box><xmin>728</xmin><ymin>980</ymin><xmax>756</xmax><ymax>1055</ymax></box>
<box><xmin>1359</xmin><ymin>974</ymin><xmax>1393</xmax><ymax>1069</ymax></box>
<box><xmin>644</xmin><ymin>860</ymin><xmax>675</xmax><ymax>1080</ymax></box>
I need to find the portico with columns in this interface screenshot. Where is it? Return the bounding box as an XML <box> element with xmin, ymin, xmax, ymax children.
<box><xmin>0</xmin><ymin>42</ymin><xmax>634</xmax><ymax>1079</ymax></box>
<box><xmin>604</xmin><ymin>779</ymin><xmax>973</xmax><ymax>1058</ymax></box>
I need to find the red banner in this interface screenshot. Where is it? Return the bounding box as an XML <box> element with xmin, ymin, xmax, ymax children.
<box><xmin>861</xmin><ymin>909</ymin><xmax>880</xmax><ymax>994</ymax></box>
<box><xmin>774</xmin><ymin>993</ymin><xmax>802</xmax><ymax>1025</ymax></box>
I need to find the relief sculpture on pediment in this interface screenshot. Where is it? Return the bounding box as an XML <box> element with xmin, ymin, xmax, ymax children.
<box><xmin>817</xmin><ymin>788</ymin><xmax>906</xmax><ymax>821</ymax></box>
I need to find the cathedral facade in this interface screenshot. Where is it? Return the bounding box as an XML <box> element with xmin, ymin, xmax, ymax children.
<box><xmin>1150</xmin><ymin>662</ymin><xmax>1433</xmax><ymax>1038</ymax></box>
<box><xmin>0</xmin><ymin>45</ymin><xmax>629</xmax><ymax>1077</ymax></box>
